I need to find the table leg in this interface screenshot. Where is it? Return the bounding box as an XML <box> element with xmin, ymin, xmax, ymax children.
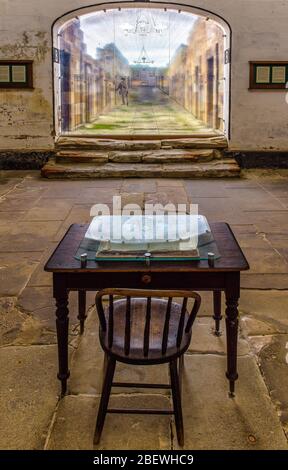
<box><xmin>78</xmin><ymin>290</ymin><xmax>87</xmax><ymax>335</ymax></box>
<box><xmin>55</xmin><ymin>288</ymin><xmax>70</xmax><ymax>397</ymax></box>
<box><xmin>225</xmin><ymin>273</ymin><xmax>240</xmax><ymax>397</ymax></box>
<box><xmin>213</xmin><ymin>290</ymin><xmax>222</xmax><ymax>336</ymax></box>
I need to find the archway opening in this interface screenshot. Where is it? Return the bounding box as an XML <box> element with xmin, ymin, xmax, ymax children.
<box><xmin>53</xmin><ymin>3</ymin><xmax>230</xmax><ymax>138</ymax></box>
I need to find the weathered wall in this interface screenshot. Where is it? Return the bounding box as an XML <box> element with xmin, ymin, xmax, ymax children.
<box><xmin>60</xmin><ymin>19</ymin><xmax>131</xmax><ymax>133</ymax></box>
<box><xmin>169</xmin><ymin>18</ymin><xmax>225</xmax><ymax>131</ymax></box>
<box><xmin>0</xmin><ymin>16</ymin><xmax>53</xmax><ymax>149</ymax></box>
<box><xmin>0</xmin><ymin>0</ymin><xmax>288</xmax><ymax>151</ymax></box>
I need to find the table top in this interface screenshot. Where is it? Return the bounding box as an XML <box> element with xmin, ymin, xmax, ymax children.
<box><xmin>45</xmin><ymin>223</ymin><xmax>249</xmax><ymax>273</ymax></box>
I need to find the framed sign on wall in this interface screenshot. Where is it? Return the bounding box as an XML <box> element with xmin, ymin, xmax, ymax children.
<box><xmin>249</xmin><ymin>61</ymin><xmax>288</xmax><ymax>90</ymax></box>
<box><xmin>0</xmin><ymin>60</ymin><xmax>33</xmax><ymax>89</ymax></box>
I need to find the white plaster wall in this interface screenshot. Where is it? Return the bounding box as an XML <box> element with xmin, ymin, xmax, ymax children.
<box><xmin>0</xmin><ymin>0</ymin><xmax>287</xmax><ymax>151</ymax></box>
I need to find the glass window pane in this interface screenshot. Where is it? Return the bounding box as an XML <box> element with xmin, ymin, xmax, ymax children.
<box><xmin>272</xmin><ymin>66</ymin><xmax>286</xmax><ymax>84</ymax></box>
<box><xmin>12</xmin><ymin>65</ymin><xmax>26</xmax><ymax>83</ymax></box>
<box><xmin>256</xmin><ymin>66</ymin><xmax>270</xmax><ymax>84</ymax></box>
<box><xmin>0</xmin><ymin>65</ymin><xmax>10</xmax><ymax>82</ymax></box>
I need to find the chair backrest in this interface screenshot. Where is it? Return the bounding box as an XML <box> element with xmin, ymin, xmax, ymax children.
<box><xmin>95</xmin><ymin>289</ymin><xmax>201</xmax><ymax>357</ymax></box>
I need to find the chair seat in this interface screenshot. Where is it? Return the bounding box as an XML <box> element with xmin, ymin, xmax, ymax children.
<box><xmin>99</xmin><ymin>298</ymin><xmax>192</xmax><ymax>364</ymax></box>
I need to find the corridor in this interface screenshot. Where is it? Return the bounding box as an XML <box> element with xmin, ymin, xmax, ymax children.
<box><xmin>76</xmin><ymin>86</ymin><xmax>216</xmax><ymax>136</ymax></box>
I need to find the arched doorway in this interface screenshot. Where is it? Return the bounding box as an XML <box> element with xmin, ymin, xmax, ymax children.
<box><xmin>52</xmin><ymin>2</ymin><xmax>231</xmax><ymax>139</ymax></box>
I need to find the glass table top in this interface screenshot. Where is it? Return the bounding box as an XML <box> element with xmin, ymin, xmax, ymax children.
<box><xmin>74</xmin><ymin>215</ymin><xmax>220</xmax><ymax>262</ymax></box>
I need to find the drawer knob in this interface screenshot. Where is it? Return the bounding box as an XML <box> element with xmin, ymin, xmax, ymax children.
<box><xmin>142</xmin><ymin>274</ymin><xmax>152</xmax><ymax>284</ymax></box>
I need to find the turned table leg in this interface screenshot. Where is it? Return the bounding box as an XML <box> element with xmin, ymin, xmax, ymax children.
<box><xmin>213</xmin><ymin>290</ymin><xmax>222</xmax><ymax>336</ymax></box>
<box><xmin>78</xmin><ymin>290</ymin><xmax>87</xmax><ymax>334</ymax></box>
<box><xmin>54</xmin><ymin>275</ymin><xmax>70</xmax><ymax>397</ymax></box>
<box><xmin>225</xmin><ymin>273</ymin><xmax>240</xmax><ymax>397</ymax></box>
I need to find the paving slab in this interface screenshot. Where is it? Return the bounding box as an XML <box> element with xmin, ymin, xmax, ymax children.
<box><xmin>251</xmin><ymin>211</ymin><xmax>288</xmax><ymax>234</ymax></box>
<box><xmin>157</xmin><ymin>179</ymin><xmax>185</xmax><ymax>188</ymax></box>
<box><xmin>0</xmin><ymin>210</ymin><xmax>25</xmax><ymax>223</ymax></box>
<box><xmin>121</xmin><ymin>192</ymin><xmax>145</xmax><ymax>210</ymax></box>
<box><xmin>194</xmin><ymin>197</ymin><xmax>235</xmax><ymax>214</ymax></box>
<box><xmin>28</xmin><ymin>243</ymin><xmax>58</xmax><ymax>287</ymax></box>
<box><xmin>145</xmin><ymin>190</ymin><xmax>189</xmax><ymax>206</ymax></box>
<box><xmin>258</xmin><ymin>181</ymin><xmax>288</xmax><ymax>198</ymax></box>
<box><xmin>46</xmin><ymin>394</ymin><xmax>171</xmax><ymax>450</ymax></box>
<box><xmin>240</xmin><ymin>315</ymin><xmax>284</xmax><ymax>337</ymax></box>
<box><xmin>0</xmin><ymin>252</ymin><xmax>41</xmax><ymax>296</ymax></box>
<box><xmin>241</xmin><ymin>273</ymin><xmax>288</xmax><ymax>290</ymax></box>
<box><xmin>17</xmin><ymin>287</ymin><xmax>81</xmax><ymax>331</ymax></box>
<box><xmin>172</xmin><ymin>355</ymin><xmax>288</xmax><ymax>450</ymax></box>
<box><xmin>121</xmin><ymin>179</ymin><xmax>157</xmax><ymax>193</ymax></box>
<box><xmin>258</xmin><ymin>334</ymin><xmax>288</xmax><ymax>435</ymax></box>
<box><xmin>0</xmin><ymin>345</ymin><xmax>59</xmax><ymax>449</ymax></box>
<box><xmin>22</xmin><ymin>199</ymin><xmax>74</xmax><ymax>221</ymax></box>
<box><xmin>0</xmin><ymin>220</ymin><xmax>62</xmax><ymax>252</ymax></box>
<box><xmin>6</xmin><ymin>186</ymin><xmax>45</xmax><ymax>200</ymax></box>
<box><xmin>228</xmin><ymin>188</ymin><xmax>286</xmax><ymax>211</ymax></box>
<box><xmin>239</xmin><ymin>289</ymin><xmax>288</xmax><ymax>331</ymax></box>
<box><xmin>0</xmin><ymin>297</ymin><xmax>27</xmax><ymax>346</ymax></box>
<box><xmin>72</xmin><ymin>187</ymin><xmax>121</xmax><ymax>204</ymax></box>
<box><xmin>184</xmin><ymin>180</ymin><xmax>228</xmax><ymax>198</ymax></box>
<box><xmin>0</xmin><ymin>176</ymin><xmax>24</xmax><ymax>197</ymax></box>
<box><xmin>240</xmin><ymin>247</ymin><xmax>288</xmax><ymax>274</ymax></box>
<box><xmin>0</xmin><ymin>196</ymin><xmax>40</xmax><ymax>212</ymax></box>
<box><xmin>188</xmin><ymin>317</ymin><xmax>250</xmax><ymax>356</ymax></box>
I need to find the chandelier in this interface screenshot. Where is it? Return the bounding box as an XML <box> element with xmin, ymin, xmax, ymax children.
<box><xmin>122</xmin><ymin>11</ymin><xmax>167</xmax><ymax>36</ymax></box>
<box><xmin>134</xmin><ymin>46</ymin><xmax>154</xmax><ymax>64</ymax></box>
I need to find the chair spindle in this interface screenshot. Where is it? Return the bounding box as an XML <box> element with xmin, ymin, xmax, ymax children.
<box><xmin>108</xmin><ymin>295</ymin><xmax>114</xmax><ymax>348</ymax></box>
<box><xmin>162</xmin><ymin>297</ymin><xmax>172</xmax><ymax>355</ymax></box>
<box><xmin>143</xmin><ymin>297</ymin><xmax>152</xmax><ymax>356</ymax></box>
<box><xmin>176</xmin><ymin>297</ymin><xmax>188</xmax><ymax>348</ymax></box>
<box><xmin>96</xmin><ymin>295</ymin><xmax>106</xmax><ymax>332</ymax></box>
<box><xmin>124</xmin><ymin>296</ymin><xmax>131</xmax><ymax>355</ymax></box>
<box><xmin>185</xmin><ymin>297</ymin><xmax>201</xmax><ymax>333</ymax></box>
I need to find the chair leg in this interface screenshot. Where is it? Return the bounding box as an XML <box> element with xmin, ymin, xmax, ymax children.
<box><xmin>94</xmin><ymin>357</ymin><xmax>116</xmax><ymax>445</ymax></box>
<box><xmin>169</xmin><ymin>359</ymin><xmax>184</xmax><ymax>446</ymax></box>
<box><xmin>178</xmin><ymin>355</ymin><xmax>184</xmax><ymax>396</ymax></box>
<box><xmin>102</xmin><ymin>353</ymin><xmax>108</xmax><ymax>385</ymax></box>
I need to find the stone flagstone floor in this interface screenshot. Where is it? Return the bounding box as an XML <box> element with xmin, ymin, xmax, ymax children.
<box><xmin>0</xmin><ymin>169</ymin><xmax>288</xmax><ymax>449</ymax></box>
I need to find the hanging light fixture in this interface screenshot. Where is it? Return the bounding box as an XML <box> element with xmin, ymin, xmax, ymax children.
<box><xmin>134</xmin><ymin>45</ymin><xmax>154</xmax><ymax>64</ymax></box>
<box><xmin>122</xmin><ymin>10</ymin><xmax>168</xmax><ymax>36</ymax></box>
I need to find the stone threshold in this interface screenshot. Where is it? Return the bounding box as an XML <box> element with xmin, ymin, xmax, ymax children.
<box><xmin>56</xmin><ymin>135</ymin><xmax>228</xmax><ymax>151</ymax></box>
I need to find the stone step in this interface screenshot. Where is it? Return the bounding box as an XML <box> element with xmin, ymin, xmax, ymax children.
<box><xmin>41</xmin><ymin>158</ymin><xmax>240</xmax><ymax>179</ymax></box>
<box><xmin>56</xmin><ymin>135</ymin><xmax>228</xmax><ymax>151</ymax></box>
<box><xmin>161</xmin><ymin>136</ymin><xmax>228</xmax><ymax>149</ymax></box>
<box><xmin>63</xmin><ymin>131</ymin><xmax>222</xmax><ymax>140</ymax></box>
<box><xmin>56</xmin><ymin>137</ymin><xmax>162</xmax><ymax>151</ymax></box>
<box><xmin>56</xmin><ymin>151</ymin><xmax>109</xmax><ymax>164</ymax></box>
<box><xmin>56</xmin><ymin>148</ymin><xmax>219</xmax><ymax>164</ymax></box>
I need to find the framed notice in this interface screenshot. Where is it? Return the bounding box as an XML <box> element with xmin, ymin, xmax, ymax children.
<box><xmin>0</xmin><ymin>60</ymin><xmax>33</xmax><ymax>89</ymax></box>
<box><xmin>250</xmin><ymin>61</ymin><xmax>288</xmax><ymax>89</ymax></box>
<box><xmin>272</xmin><ymin>66</ymin><xmax>286</xmax><ymax>83</ymax></box>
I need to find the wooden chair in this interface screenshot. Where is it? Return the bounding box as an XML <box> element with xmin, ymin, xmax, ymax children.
<box><xmin>94</xmin><ymin>288</ymin><xmax>201</xmax><ymax>446</ymax></box>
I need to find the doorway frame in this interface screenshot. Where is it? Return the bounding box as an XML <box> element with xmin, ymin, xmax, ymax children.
<box><xmin>51</xmin><ymin>2</ymin><xmax>232</xmax><ymax>139</ymax></box>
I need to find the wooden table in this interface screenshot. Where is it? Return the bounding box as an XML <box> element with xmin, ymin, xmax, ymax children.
<box><xmin>44</xmin><ymin>223</ymin><xmax>249</xmax><ymax>397</ymax></box>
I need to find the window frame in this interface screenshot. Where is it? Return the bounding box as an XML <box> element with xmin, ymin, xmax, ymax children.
<box><xmin>0</xmin><ymin>60</ymin><xmax>33</xmax><ymax>89</ymax></box>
